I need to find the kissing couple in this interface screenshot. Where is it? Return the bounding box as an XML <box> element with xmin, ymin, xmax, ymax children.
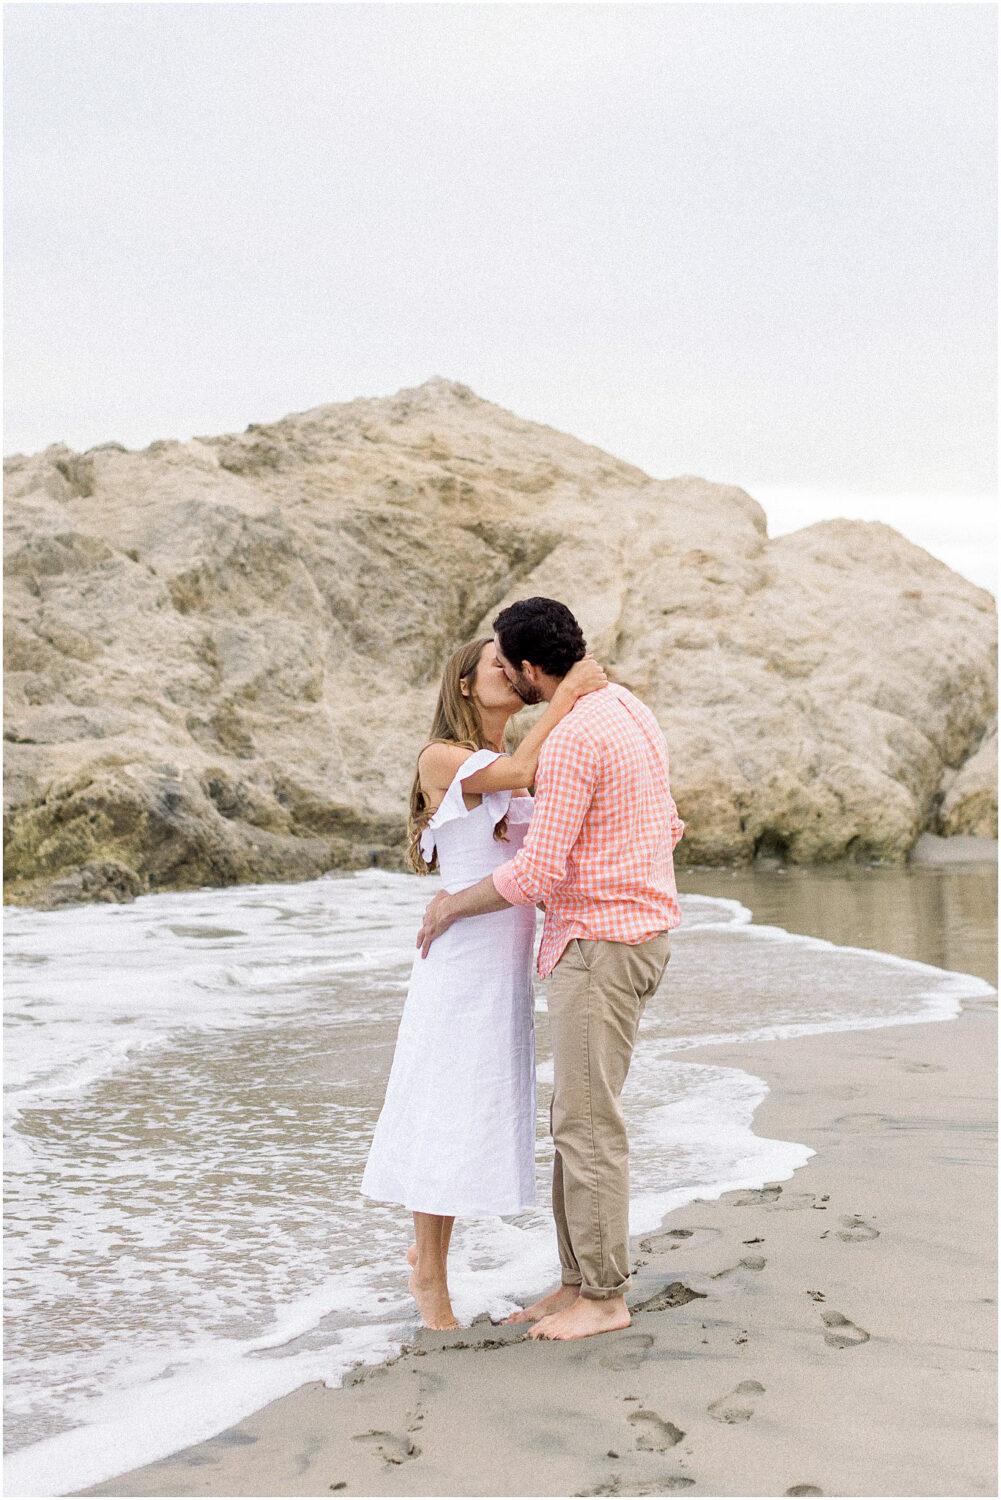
<box><xmin>362</xmin><ymin>596</ymin><xmax>685</xmax><ymax>1341</ymax></box>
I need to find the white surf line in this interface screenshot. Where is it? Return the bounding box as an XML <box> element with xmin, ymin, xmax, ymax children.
<box><xmin>3</xmin><ymin>1320</ymin><xmax>407</xmax><ymax>1499</ymax></box>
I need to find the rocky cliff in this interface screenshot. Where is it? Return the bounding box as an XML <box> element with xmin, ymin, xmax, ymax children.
<box><xmin>4</xmin><ymin>378</ymin><xmax>997</xmax><ymax>906</ymax></box>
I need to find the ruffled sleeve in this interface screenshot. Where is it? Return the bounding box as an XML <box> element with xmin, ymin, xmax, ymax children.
<box><xmin>419</xmin><ymin>748</ymin><xmax>512</xmax><ymax>863</ymax></box>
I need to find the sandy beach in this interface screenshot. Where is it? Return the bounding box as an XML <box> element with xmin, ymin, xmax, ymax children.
<box><xmin>78</xmin><ymin>994</ymin><xmax>997</xmax><ymax>1500</ymax></box>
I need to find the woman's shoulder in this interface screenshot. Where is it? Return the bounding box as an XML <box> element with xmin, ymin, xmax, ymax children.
<box><xmin>418</xmin><ymin>740</ymin><xmax>476</xmax><ymax>780</ymax></box>
<box><xmin>418</xmin><ymin>741</ymin><xmax>508</xmax><ymax>798</ymax></box>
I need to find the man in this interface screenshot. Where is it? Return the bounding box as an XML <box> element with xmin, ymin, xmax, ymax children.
<box><xmin>416</xmin><ymin>597</ymin><xmax>685</xmax><ymax>1341</ymax></box>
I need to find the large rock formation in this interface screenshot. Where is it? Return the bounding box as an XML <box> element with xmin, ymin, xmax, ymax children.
<box><xmin>936</xmin><ymin>720</ymin><xmax>997</xmax><ymax>837</ymax></box>
<box><xmin>4</xmin><ymin>378</ymin><xmax>997</xmax><ymax>906</ymax></box>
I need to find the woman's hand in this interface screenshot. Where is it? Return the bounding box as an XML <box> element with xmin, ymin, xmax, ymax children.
<box><xmin>558</xmin><ymin>653</ymin><xmax>608</xmax><ymax>704</ymax></box>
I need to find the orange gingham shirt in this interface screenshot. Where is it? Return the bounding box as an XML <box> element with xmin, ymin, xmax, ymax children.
<box><xmin>492</xmin><ymin>683</ymin><xmax>685</xmax><ymax>976</ymax></box>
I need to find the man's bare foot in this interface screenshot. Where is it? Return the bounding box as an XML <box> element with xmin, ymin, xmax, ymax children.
<box><xmin>504</xmin><ymin>1283</ymin><xmax>581</xmax><ymax>1324</ymax></box>
<box><xmin>408</xmin><ymin>1270</ymin><xmax>459</xmax><ymax>1330</ymax></box>
<box><xmin>528</xmin><ymin>1294</ymin><xmax>631</xmax><ymax>1341</ymax></box>
<box><xmin>406</xmin><ymin>1243</ymin><xmax>418</xmax><ymax>1269</ymax></box>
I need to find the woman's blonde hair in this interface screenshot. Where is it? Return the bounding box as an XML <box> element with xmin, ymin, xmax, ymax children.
<box><xmin>407</xmin><ymin>637</ymin><xmax>508</xmax><ymax>874</ymax></box>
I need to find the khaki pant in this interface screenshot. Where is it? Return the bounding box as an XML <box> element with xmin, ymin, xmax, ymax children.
<box><xmin>547</xmin><ymin>930</ymin><xmax>672</xmax><ymax>1300</ymax></box>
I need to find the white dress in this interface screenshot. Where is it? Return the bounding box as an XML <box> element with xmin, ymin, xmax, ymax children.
<box><xmin>361</xmin><ymin>749</ymin><xmax>538</xmax><ymax>1217</ymax></box>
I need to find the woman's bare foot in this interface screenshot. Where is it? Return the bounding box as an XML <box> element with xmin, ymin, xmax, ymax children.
<box><xmin>504</xmin><ymin>1283</ymin><xmax>581</xmax><ymax>1324</ymax></box>
<box><xmin>408</xmin><ymin>1270</ymin><xmax>459</xmax><ymax>1330</ymax></box>
<box><xmin>406</xmin><ymin>1243</ymin><xmax>418</xmax><ymax>1269</ymax></box>
<box><xmin>529</xmin><ymin>1294</ymin><xmax>631</xmax><ymax>1341</ymax></box>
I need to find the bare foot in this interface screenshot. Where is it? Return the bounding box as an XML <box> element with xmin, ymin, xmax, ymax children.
<box><xmin>406</xmin><ymin>1243</ymin><xmax>418</xmax><ymax>1269</ymax></box>
<box><xmin>529</xmin><ymin>1294</ymin><xmax>631</xmax><ymax>1341</ymax></box>
<box><xmin>408</xmin><ymin>1270</ymin><xmax>459</xmax><ymax>1330</ymax></box>
<box><xmin>504</xmin><ymin>1283</ymin><xmax>581</xmax><ymax>1324</ymax></box>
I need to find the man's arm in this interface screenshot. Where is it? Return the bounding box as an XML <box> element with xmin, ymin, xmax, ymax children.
<box><xmin>492</xmin><ymin>731</ymin><xmax>598</xmax><ymax>908</ymax></box>
<box><xmin>416</xmin><ymin>875</ymin><xmax>510</xmax><ymax>959</ymax></box>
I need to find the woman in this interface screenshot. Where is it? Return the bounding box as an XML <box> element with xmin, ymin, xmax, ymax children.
<box><xmin>361</xmin><ymin>636</ymin><xmax>605</xmax><ymax>1329</ymax></box>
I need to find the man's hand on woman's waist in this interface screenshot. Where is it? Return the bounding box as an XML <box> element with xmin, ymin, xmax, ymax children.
<box><xmin>416</xmin><ymin>875</ymin><xmax>512</xmax><ymax>958</ymax></box>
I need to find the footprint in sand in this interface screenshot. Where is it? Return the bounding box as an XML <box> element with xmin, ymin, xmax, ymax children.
<box><xmin>820</xmin><ymin>1311</ymin><xmax>870</xmax><ymax>1348</ymax></box>
<box><xmin>708</xmin><ymin>1379</ymin><xmax>766</xmax><ymax>1423</ymax></box>
<box><xmin>640</xmin><ymin>1226</ymin><xmax>721</xmax><ymax>1253</ymax></box>
<box><xmin>576</xmin><ymin>1480</ymin><xmax>695</xmax><ymax>1496</ymax></box>
<box><xmin>632</xmin><ymin>1281</ymin><xmax>708</xmax><ymax>1314</ymax></box>
<box><xmin>835</xmin><ymin>1215</ymin><xmax>879</xmax><ymax>1242</ymax></box>
<box><xmin>833</xmin><ymin>1112</ymin><xmax>885</xmax><ymax>1130</ymax></box>
<box><xmin>730</xmin><ymin>1185</ymin><xmax>817</xmax><ymax>1210</ymax></box>
<box><xmin>730</xmin><ymin>1185</ymin><xmax>782</xmax><ymax>1206</ymax></box>
<box><xmin>351</xmin><ymin>1430</ymin><xmax>421</xmax><ymax>1465</ymax></box>
<box><xmin>598</xmin><ymin>1332</ymin><xmax>654</xmax><ymax>1370</ymax></box>
<box><xmin>628</xmin><ymin>1410</ymin><xmax>686</xmax><ymax>1451</ymax></box>
<box><xmin>771</xmin><ymin>1192</ymin><xmax>818</xmax><ymax>1211</ymax></box>
<box><xmin>712</xmin><ymin>1255</ymin><xmax>767</xmax><ymax>1277</ymax></box>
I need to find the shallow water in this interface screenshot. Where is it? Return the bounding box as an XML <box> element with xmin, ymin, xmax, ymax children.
<box><xmin>678</xmin><ymin>859</ymin><xmax>997</xmax><ymax>986</ymax></box>
<box><xmin>4</xmin><ymin>861</ymin><xmax>996</xmax><ymax>1496</ymax></box>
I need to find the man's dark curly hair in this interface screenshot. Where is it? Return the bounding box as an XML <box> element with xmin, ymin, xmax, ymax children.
<box><xmin>493</xmin><ymin>597</ymin><xmax>587</xmax><ymax>678</ymax></box>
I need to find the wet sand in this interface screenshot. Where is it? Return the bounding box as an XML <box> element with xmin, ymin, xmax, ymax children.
<box><xmin>79</xmin><ymin>995</ymin><xmax>997</xmax><ymax>1499</ymax></box>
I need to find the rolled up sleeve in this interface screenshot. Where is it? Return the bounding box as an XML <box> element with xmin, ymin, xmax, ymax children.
<box><xmin>492</xmin><ymin>858</ymin><xmax>529</xmax><ymax>905</ymax></box>
<box><xmin>491</xmin><ymin>733</ymin><xmax>598</xmax><ymax>906</ymax></box>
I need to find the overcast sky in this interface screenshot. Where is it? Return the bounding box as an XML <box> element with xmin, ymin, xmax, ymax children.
<box><xmin>4</xmin><ymin>4</ymin><xmax>997</xmax><ymax>531</ymax></box>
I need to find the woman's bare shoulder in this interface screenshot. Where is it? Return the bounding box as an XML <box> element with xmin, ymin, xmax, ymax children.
<box><xmin>418</xmin><ymin>740</ymin><xmax>475</xmax><ymax>770</ymax></box>
<box><xmin>417</xmin><ymin>741</ymin><xmax>475</xmax><ymax>790</ymax></box>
